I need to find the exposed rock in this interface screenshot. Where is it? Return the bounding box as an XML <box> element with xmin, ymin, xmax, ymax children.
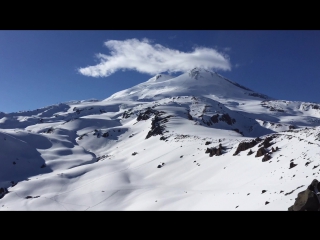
<box><xmin>205</xmin><ymin>141</ymin><xmax>212</xmax><ymax>145</ymax></box>
<box><xmin>289</xmin><ymin>162</ymin><xmax>298</xmax><ymax>169</ymax></box>
<box><xmin>258</xmin><ymin>136</ymin><xmax>275</xmax><ymax>148</ymax></box>
<box><xmin>0</xmin><ymin>188</ymin><xmax>8</xmax><ymax>199</ymax></box>
<box><xmin>78</xmin><ymin>133</ymin><xmax>87</xmax><ymax>140</ymax></box>
<box><xmin>102</xmin><ymin>132</ymin><xmax>109</xmax><ymax>138</ymax></box>
<box><xmin>255</xmin><ymin>147</ymin><xmax>267</xmax><ymax>157</ymax></box>
<box><xmin>137</xmin><ymin>107</ymin><xmax>162</xmax><ymax>121</ymax></box>
<box><xmin>132</xmin><ymin>152</ymin><xmax>138</xmax><ymax>156</ymax></box>
<box><xmin>46</xmin><ymin>127</ymin><xmax>54</xmax><ymax>134</ymax></box>
<box><xmin>122</xmin><ymin>110</ymin><xmax>132</xmax><ymax>119</ymax></box>
<box><xmin>145</xmin><ymin>114</ymin><xmax>172</xmax><ymax>139</ymax></box>
<box><xmin>288</xmin><ymin>179</ymin><xmax>320</xmax><ymax>211</ymax></box>
<box><xmin>247</xmin><ymin>149</ymin><xmax>254</xmax><ymax>156</ymax></box>
<box><xmin>233</xmin><ymin>139</ymin><xmax>260</xmax><ymax>156</ymax></box>
<box><xmin>210</xmin><ymin>114</ymin><xmax>219</xmax><ymax>123</ymax></box>
<box><xmin>219</xmin><ymin>113</ymin><xmax>236</xmax><ymax>125</ymax></box>
<box><xmin>205</xmin><ymin>144</ymin><xmax>225</xmax><ymax>157</ymax></box>
<box><xmin>262</xmin><ymin>153</ymin><xmax>271</xmax><ymax>162</ymax></box>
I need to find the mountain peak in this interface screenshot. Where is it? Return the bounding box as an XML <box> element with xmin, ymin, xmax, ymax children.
<box><xmin>106</xmin><ymin>68</ymin><xmax>271</xmax><ymax>102</ymax></box>
<box><xmin>146</xmin><ymin>73</ymin><xmax>173</xmax><ymax>83</ymax></box>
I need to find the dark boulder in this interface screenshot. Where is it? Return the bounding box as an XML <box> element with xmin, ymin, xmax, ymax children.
<box><xmin>247</xmin><ymin>149</ymin><xmax>254</xmax><ymax>156</ymax></box>
<box><xmin>288</xmin><ymin>179</ymin><xmax>320</xmax><ymax>211</ymax></box>
<box><xmin>289</xmin><ymin>162</ymin><xmax>297</xmax><ymax>169</ymax></box>
<box><xmin>255</xmin><ymin>147</ymin><xmax>267</xmax><ymax>157</ymax></box>
<box><xmin>262</xmin><ymin>153</ymin><xmax>271</xmax><ymax>162</ymax></box>
<box><xmin>233</xmin><ymin>139</ymin><xmax>259</xmax><ymax>156</ymax></box>
<box><xmin>102</xmin><ymin>132</ymin><xmax>109</xmax><ymax>138</ymax></box>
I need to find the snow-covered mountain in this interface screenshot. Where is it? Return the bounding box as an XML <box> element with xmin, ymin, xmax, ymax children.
<box><xmin>1</xmin><ymin>67</ymin><xmax>320</xmax><ymax>210</ymax></box>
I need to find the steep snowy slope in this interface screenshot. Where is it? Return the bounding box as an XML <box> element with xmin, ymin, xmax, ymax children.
<box><xmin>1</xmin><ymin>68</ymin><xmax>320</xmax><ymax>210</ymax></box>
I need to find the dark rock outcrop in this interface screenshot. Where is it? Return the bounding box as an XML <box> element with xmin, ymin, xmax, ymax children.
<box><xmin>0</xmin><ymin>187</ymin><xmax>8</xmax><ymax>199</ymax></box>
<box><xmin>122</xmin><ymin>110</ymin><xmax>132</xmax><ymax>119</ymax></box>
<box><xmin>258</xmin><ymin>136</ymin><xmax>275</xmax><ymax>148</ymax></box>
<box><xmin>233</xmin><ymin>138</ymin><xmax>261</xmax><ymax>156</ymax></box>
<box><xmin>205</xmin><ymin>144</ymin><xmax>224</xmax><ymax>157</ymax></box>
<box><xmin>210</xmin><ymin>114</ymin><xmax>219</xmax><ymax>123</ymax></box>
<box><xmin>102</xmin><ymin>132</ymin><xmax>109</xmax><ymax>138</ymax></box>
<box><xmin>137</xmin><ymin>107</ymin><xmax>162</xmax><ymax>121</ymax></box>
<box><xmin>219</xmin><ymin>113</ymin><xmax>236</xmax><ymax>125</ymax></box>
<box><xmin>210</xmin><ymin>113</ymin><xmax>236</xmax><ymax>125</ymax></box>
<box><xmin>289</xmin><ymin>162</ymin><xmax>297</xmax><ymax>169</ymax></box>
<box><xmin>262</xmin><ymin>153</ymin><xmax>271</xmax><ymax>162</ymax></box>
<box><xmin>288</xmin><ymin>179</ymin><xmax>320</xmax><ymax>211</ymax></box>
<box><xmin>145</xmin><ymin>114</ymin><xmax>172</xmax><ymax>139</ymax></box>
<box><xmin>255</xmin><ymin>147</ymin><xmax>267</xmax><ymax>157</ymax></box>
<box><xmin>247</xmin><ymin>149</ymin><xmax>254</xmax><ymax>155</ymax></box>
<box><xmin>46</xmin><ymin>127</ymin><xmax>54</xmax><ymax>134</ymax></box>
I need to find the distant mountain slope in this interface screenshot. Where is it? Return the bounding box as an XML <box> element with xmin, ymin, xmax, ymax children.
<box><xmin>105</xmin><ymin>68</ymin><xmax>271</xmax><ymax>102</ymax></box>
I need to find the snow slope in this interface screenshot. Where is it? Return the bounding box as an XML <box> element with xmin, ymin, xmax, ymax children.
<box><xmin>1</xmin><ymin>68</ymin><xmax>320</xmax><ymax>210</ymax></box>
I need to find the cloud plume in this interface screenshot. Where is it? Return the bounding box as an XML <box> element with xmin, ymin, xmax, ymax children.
<box><xmin>78</xmin><ymin>38</ymin><xmax>231</xmax><ymax>77</ymax></box>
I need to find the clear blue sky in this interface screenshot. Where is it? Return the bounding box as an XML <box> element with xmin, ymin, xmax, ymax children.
<box><xmin>1</xmin><ymin>30</ymin><xmax>320</xmax><ymax>113</ymax></box>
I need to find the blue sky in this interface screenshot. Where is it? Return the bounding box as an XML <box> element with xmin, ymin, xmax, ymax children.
<box><xmin>1</xmin><ymin>30</ymin><xmax>320</xmax><ymax>113</ymax></box>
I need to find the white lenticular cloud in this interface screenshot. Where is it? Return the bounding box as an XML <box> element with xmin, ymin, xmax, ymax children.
<box><xmin>78</xmin><ymin>38</ymin><xmax>231</xmax><ymax>77</ymax></box>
